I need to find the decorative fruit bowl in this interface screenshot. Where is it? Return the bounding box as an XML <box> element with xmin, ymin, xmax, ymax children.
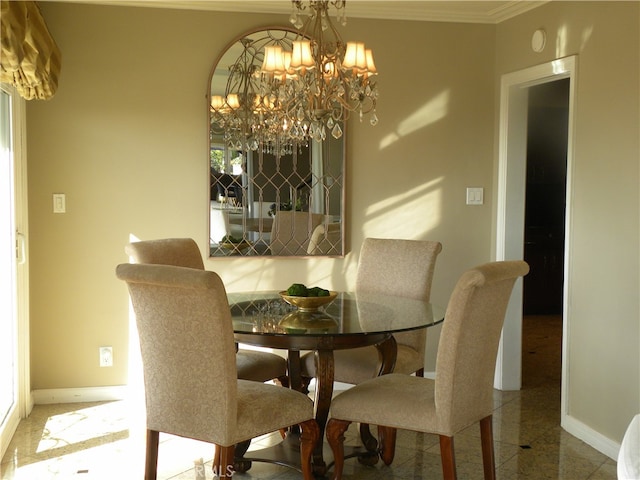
<box><xmin>278</xmin><ymin>311</ymin><xmax>339</xmax><ymax>332</ymax></box>
<box><xmin>279</xmin><ymin>291</ymin><xmax>338</xmax><ymax>312</ymax></box>
<box><xmin>219</xmin><ymin>235</ymin><xmax>251</xmax><ymax>252</ymax></box>
<box><xmin>220</xmin><ymin>241</ymin><xmax>251</xmax><ymax>251</ymax></box>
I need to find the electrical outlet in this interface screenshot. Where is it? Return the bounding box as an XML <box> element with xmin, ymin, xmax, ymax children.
<box><xmin>99</xmin><ymin>346</ymin><xmax>113</xmax><ymax>367</ymax></box>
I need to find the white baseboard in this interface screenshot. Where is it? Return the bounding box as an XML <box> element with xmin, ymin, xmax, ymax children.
<box><xmin>562</xmin><ymin>413</ymin><xmax>620</xmax><ymax>460</ymax></box>
<box><xmin>32</xmin><ymin>386</ymin><xmax>128</xmax><ymax>405</ymax></box>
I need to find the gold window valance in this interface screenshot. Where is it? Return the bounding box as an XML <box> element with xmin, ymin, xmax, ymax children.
<box><xmin>1</xmin><ymin>0</ymin><xmax>61</xmax><ymax>100</ymax></box>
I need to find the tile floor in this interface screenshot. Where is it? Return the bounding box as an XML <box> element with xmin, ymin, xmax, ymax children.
<box><xmin>1</xmin><ymin>316</ymin><xmax>618</xmax><ymax>479</ymax></box>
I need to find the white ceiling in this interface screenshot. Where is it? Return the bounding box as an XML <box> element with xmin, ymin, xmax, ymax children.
<box><xmin>63</xmin><ymin>1</ymin><xmax>548</xmax><ymax>24</ymax></box>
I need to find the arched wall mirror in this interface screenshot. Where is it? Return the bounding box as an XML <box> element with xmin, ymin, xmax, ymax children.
<box><xmin>208</xmin><ymin>27</ymin><xmax>345</xmax><ymax>257</ymax></box>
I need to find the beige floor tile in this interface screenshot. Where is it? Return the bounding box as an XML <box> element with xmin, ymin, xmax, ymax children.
<box><xmin>1</xmin><ymin>317</ymin><xmax>617</xmax><ymax>480</ymax></box>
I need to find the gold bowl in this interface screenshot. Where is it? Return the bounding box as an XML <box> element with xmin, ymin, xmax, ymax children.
<box><xmin>278</xmin><ymin>311</ymin><xmax>339</xmax><ymax>333</ymax></box>
<box><xmin>279</xmin><ymin>291</ymin><xmax>338</xmax><ymax>312</ymax></box>
<box><xmin>220</xmin><ymin>241</ymin><xmax>251</xmax><ymax>251</ymax></box>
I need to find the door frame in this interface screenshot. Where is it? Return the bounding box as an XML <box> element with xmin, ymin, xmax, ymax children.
<box><xmin>494</xmin><ymin>56</ymin><xmax>577</xmax><ymax>419</ymax></box>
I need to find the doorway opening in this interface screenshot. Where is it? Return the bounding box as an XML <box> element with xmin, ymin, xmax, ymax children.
<box><xmin>494</xmin><ymin>56</ymin><xmax>576</xmax><ymax>424</ymax></box>
<box><xmin>522</xmin><ymin>79</ymin><xmax>569</xmax><ymax>389</ymax></box>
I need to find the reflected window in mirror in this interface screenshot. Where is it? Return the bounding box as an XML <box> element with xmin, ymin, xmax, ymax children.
<box><xmin>208</xmin><ymin>28</ymin><xmax>345</xmax><ymax>257</ymax></box>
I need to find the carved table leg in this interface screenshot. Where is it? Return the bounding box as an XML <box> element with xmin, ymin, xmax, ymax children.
<box><xmin>233</xmin><ymin>439</ymin><xmax>252</xmax><ymax>472</ymax></box>
<box><xmin>287</xmin><ymin>350</ymin><xmax>302</xmax><ymax>392</ymax></box>
<box><xmin>375</xmin><ymin>335</ymin><xmax>398</xmax><ymax>376</ymax></box>
<box><xmin>286</xmin><ymin>350</ymin><xmax>302</xmax><ymax>435</ymax></box>
<box><xmin>312</xmin><ymin>348</ymin><xmax>334</xmax><ymax>476</ymax></box>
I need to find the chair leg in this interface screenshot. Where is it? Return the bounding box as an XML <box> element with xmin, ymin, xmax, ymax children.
<box><xmin>299</xmin><ymin>419</ymin><xmax>320</xmax><ymax>480</ymax></box>
<box><xmin>326</xmin><ymin>419</ymin><xmax>352</xmax><ymax>480</ymax></box>
<box><xmin>439</xmin><ymin>435</ymin><xmax>457</xmax><ymax>480</ymax></box>
<box><xmin>378</xmin><ymin>425</ymin><xmax>397</xmax><ymax>465</ymax></box>
<box><xmin>213</xmin><ymin>444</ymin><xmax>220</xmax><ymax>474</ymax></box>
<box><xmin>300</xmin><ymin>375</ymin><xmax>313</xmax><ymax>395</ymax></box>
<box><xmin>275</xmin><ymin>374</ymin><xmax>289</xmax><ymax>388</ymax></box>
<box><xmin>145</xmin><ymin>429</ymin><xmax>159</xmax><ymax>480</ymax></box>
<box><xmin>480</xmin><ymin>415</ymin><xmax>497</xmax><ymax>480</ymax></box>
<box><xmin>217</xmin><ymin>445</ymin><xmax>235</xmax><ymax>478</ymax></box>
<box><xmin>359</xmin><ymin>423</ymin><xmax>378</xmax><ymax>452</ymax></box>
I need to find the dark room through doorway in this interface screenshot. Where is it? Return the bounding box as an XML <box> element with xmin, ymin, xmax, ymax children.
<box><xmin>522</xmin><ymin>79</ymin><xmax>569</xmax><ymax>389</ymax></box>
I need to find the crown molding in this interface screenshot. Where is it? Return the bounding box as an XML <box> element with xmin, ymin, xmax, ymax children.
<box><xmin>58</xmin><ymin>1</ymin><xmax>548</xmax><ymax>24</ymax></box>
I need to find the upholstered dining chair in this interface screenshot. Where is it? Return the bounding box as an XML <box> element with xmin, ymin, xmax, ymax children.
<box><xmin>125</xmin><ymin>238</ymin><xmax>287</xmax><ymax>384</ymax></box>
<box><xmin>301</xmin><ymin>238</ymin><xmax>442</xmax><ymax>384</ymax></box>
<box><xmin>116</xmin><ymin>263</ymin><xmax>319</xmax><ymax>480</ymax></box>
<box><xmin>326</xmin><ymin>260</ymin><xmax>529</xmax><ymax>480</ymax></box>
<box><xmin>269</xmin><ymin>211</ymin><xmax>325</xmax><ymax>256</ymax></box>
<box><xmin>306</xmin><ymin>222</ymin><xmax>342</xmax><ymax>255</ymax></box>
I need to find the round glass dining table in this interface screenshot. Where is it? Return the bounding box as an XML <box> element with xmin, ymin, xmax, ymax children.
<box><xmin>228</xmin><ymin>291</ymin><xmax>445</xmax><ymax>476</ymax></box>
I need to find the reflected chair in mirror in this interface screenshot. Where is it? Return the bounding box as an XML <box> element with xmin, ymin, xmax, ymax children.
<box><xmin>326</xmin><ymin>260</ymin><xmax>530</xmax><ymax>480</ymax></box>
<box><xmin>116</xmin><ymin>263</ymin><xmax>319</xmax><ymax>480</ymax></box>
<box><xmin>301</xmin><ymin>237</ymin><xmax>441</xmax><ymax>451</ymax></box>
<box><xmin>269</xmin><ymin>211</ymin><xmax>325</xmax><ymax>256</ymax></box>
<box><xmin>214</xmin><ymin>172</ymin><xmax>243</xmax><ymax>206</ymax></box>
<box><xmin>306</xmin><ymin>222</ymin><xmax>342</xmax><ymax>255</ymax></box>
<box><xmin>210</xmin><ymin>208</ymin><xmax>231</xmax><ymax>245</ymax></box>
<box><xmin>125</xmin><ymin>238</ymin><xmax>287</xmax><ymax>384</ymax></box>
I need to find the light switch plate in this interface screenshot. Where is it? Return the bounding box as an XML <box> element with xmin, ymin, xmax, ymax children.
<box><xmin>53</xmin><ymin>193</ymin><xmax>66</xmax><ymax>213</ymax></box>
<box><xmin>466</xmin><ymin>187</ymin><xmax>484</xmax><ymax>205</ymax></box>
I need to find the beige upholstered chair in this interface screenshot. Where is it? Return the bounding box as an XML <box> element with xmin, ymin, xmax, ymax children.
<box><xmin>306</xmin><ymin>222</ymin><xmax>342</xmax><ymax>255</ymax></box>
<box><xmin>270</xmin><ymin>211</ymin><xmax>325</xmax><ymax>256</ymax></box>
<box><xmin>116</xmin><ymin>263</ymin><xmax>319</xmax><ymax>480</ymax></box>
<box><xmin>125</xmin><ymin>238</ymin><xmax>287</xmax><ymax>383</ymax></box>
<box><xmin>125</xmin><ymin>238</ymin><xmax>205</xmax><ymax>269</ymax></box>
<box><xmin>618</xmin><ymin>414</ymin><xmax>640</xmax><ymax>480</ymax></box>
<box><xmin>302</xmin><ymin>238</ymin><xmax>442</xmax><ymax>384</ymax></box>
<box><xmin>326</xmin><ymin>260</ymin><xmax>530</xmax><ymax>480</ymax></box>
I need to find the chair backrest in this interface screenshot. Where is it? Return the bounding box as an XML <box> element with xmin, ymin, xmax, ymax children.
<box><xmin>355</xmin><ymin>238</ymin><xmax>443</xmax><ymax>353</ymax></box>
<box><xmin>210</xmin><ymin>209</ymin><xmax>231</xmax><ymax>243</ymax></box>
<box><xmin>434</xmin><ymin>260</ymin><xmax>529</xmax><ymax>435</ymax></box>
<box><xmin>125</xmin><ymin>238</ymin><xmax>204</xmax><ymax>270</ymax></box>
<box><xmin>307</xmin><ymin>222</ymin><xmax>342</xmax><ymax>255</ymax></box>
<box><xmin>116</xmin><ymin>263</ymin><xmax>238</xmax><ymax>445</ymax></box>
<box><xmin>270</xmin><ymin>211</ymin><xmax>325</xmax><ymax>256</ymax></box>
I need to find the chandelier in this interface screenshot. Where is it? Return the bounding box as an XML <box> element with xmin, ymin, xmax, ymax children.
<box><xmin>210</xmin><ymin>1</ymin><xmax>378</xmax><ymax>154</ymax></box>
<box><xmin>210</xmin><ymin>35</ymin><xmax>300</xmax><ymax>155</ymax></box>
<box><xmin>260</xmin><ymin>0</ymin><xmax>379</xmax><ymax>141</ymax></box>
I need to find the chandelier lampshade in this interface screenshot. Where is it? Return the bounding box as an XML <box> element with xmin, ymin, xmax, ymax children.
<box><xmin>259</xmin><ymin>0</ymin><xmax>379</xmax><ymax>141</ymax></box>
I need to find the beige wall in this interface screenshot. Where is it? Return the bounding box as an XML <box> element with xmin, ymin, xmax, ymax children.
<box><xmin>26</xmin><ymin>0</ymin><xmax>638</xmax><ymax>447</ymax></box>
<box><xmin>496</xmin><ymin>1</ymin><xmax>640</xmax><ymax>443</ymax></box>
<box><xmin>28</xmin><ymin>3</ymin><xmax>494</xmax><ymax>389</ymax></box>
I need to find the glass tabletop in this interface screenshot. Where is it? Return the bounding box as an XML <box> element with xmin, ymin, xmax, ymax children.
<box><xmin>228</xmin><ymin>291</ymin><xmax>445</xmax><ymax>337</ymax></box>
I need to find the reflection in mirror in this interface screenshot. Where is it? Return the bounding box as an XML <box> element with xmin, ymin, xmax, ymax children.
<box><xmin>208</xmin><ymin>28</ymin><xmax>345</xmax><ymax>257</ymax></box>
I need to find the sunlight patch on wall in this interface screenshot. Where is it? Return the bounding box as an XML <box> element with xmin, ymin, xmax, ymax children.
<box><xmin>556</xmin><ymin>24</ymin><xmax>568</xmax><ymax>58</ymax></box>
<box><xmin>380</xmin><ymin>90</ymin><xmax>450</xmax><ymax>150</ymax></box>
<box><xmin>363</xmin><ymin>177</ymin><xmax>443</xmax><ymax>238</ymax></box>
<box><xmin>580</xmin><ymin>25</ymin><xmax>593</xmax><ymax>52</ymax></box>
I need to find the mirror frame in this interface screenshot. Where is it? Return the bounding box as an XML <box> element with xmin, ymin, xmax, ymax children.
<box><xmin>207</xmin><ymin>26</ymin><xmax>346</xmax><ymax>258</ymax></box>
